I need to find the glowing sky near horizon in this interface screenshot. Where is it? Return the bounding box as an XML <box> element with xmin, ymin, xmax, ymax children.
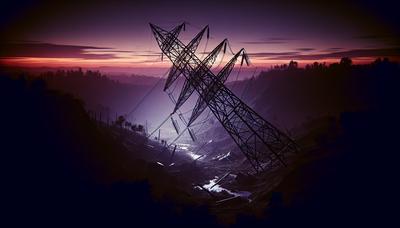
<box><xmin>0</xmin><ymin>0</ymin><xmax>399</xmax><ymax>75</ymax></box>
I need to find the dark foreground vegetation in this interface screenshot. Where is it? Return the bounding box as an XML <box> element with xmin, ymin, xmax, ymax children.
<box><xmin>234</xmin><ymin>58</ymin><xmax>400</xmax><ymax>226</ymax></box>
<box><xmin>1</xmin><ymin>58</ymin><xmax>399</xmax><ymax>227</ymax></box>
<box><xmin>0</xmin><ymin>75</ymin><xmax>218</xmax><ymax>227</ymax></box>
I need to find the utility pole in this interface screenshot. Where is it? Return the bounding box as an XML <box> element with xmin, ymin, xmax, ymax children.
<box><xmin>145</xmin><ymin>120</ymin><xmax>148</xmax><ymax>136</ymax></box>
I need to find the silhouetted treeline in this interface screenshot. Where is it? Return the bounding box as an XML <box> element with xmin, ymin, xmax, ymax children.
<box><xmin>36</xmin><ymin>68</ymin><xmax>171</xmax><ymax>127</ymax></box>
<box><xmin>235</xmin><ymin>57</ymin><xmax>400</xmax><ymax>129</ymax></box>
<box><xmin>40</xmin><ymin>67</ymin><xmax>103</xmax><ymax>78</ymax></box>
<box><xmin>32</xmin><ymin>69</ymin><xmax>158</xmax><ymax>124</ymax></box>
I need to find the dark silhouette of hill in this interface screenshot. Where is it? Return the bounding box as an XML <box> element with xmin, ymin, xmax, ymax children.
<box><xmin>39</xmin><ymin>69</ymin><xmax>150</xmax><ymax>117</ymax></box>
<box><xmin>108</xmin><ymin>74</ymin><xmax>163</xmax><ymax>85</ymax></box>
<box><xmin>232</xmin><ymin>58</ymin><xmax>400</xmax><ymax>226</ymax></box>
<box><xmin>0</xmin><ymin>74</ymin><xmax>218</xmax><ymax>227</ymax></box>
<box><xmin>232</xmin><ymin>58</ymin><xmax>400</xmax><ymax>130</ymax></box>
<box><xmin>1</xmin><ymin>57</ymin><xmax>399</xmax><ymax>227</ymax></box>
<box><xmin>39</xmin><ymin>69</ymin><xmax>179</xmax><ymax>127</ymax></box>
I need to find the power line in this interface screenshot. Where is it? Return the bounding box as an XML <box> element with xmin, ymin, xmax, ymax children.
<box><xmin>124</xmin><ymin>69</ymin><xmax>170</xmax><ymax>120</ymax></box>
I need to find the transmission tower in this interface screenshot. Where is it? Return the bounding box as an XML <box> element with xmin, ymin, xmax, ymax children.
<box><xmin>150</xmin><ymin>23</ymin><xmax>299</xmax><ymax>172</ymax></box>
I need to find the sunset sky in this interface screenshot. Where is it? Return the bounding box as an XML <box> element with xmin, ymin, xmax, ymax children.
<box><xmin>1</xmin><ymin>0</ymin><xmax>399</xmax><ymax>75</ymax></box>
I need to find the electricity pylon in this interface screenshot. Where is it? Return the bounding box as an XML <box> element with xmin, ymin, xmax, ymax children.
<box><xmin>150</xmin><ymin>23</ymin><xmax>299</xmax><ymax>172</ymax></box>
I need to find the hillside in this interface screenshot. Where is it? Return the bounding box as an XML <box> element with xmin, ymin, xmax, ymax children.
<box><xmin>2</xmin><ymin>58</ymin><xmax>399</xmax><ymax>226</ymax></box>
<box><xmin>0</xmin><ymin>74</ymin><xmax>218</xmax><ymax>227</ymax></box>
<box><xmin>230</xmin><ymin>58</ymin><xmax>400</xmax><ymax>130</ymax></box>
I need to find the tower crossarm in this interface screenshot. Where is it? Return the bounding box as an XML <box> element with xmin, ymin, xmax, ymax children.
<box><xmin>163</xmin><ymin>25</ymin><xmax>208</xmax><ymax>91</ymax></box>
<box><xmin>173</xmin><ymin>39</ymin><xmax>228</xmax><ymax>113</ymax></box>
<box><xmin>188</xmin><ymin>48</ymin><xmax>247</xmax><ymax>126</ymax></box>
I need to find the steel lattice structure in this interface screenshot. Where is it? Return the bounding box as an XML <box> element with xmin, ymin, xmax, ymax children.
<box><xmin>150</xmin><ymin>23</ymin><xmax>299</xmax><ymax>172</ymax></box>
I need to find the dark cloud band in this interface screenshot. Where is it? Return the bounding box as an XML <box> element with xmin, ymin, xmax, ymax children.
<box><xmin>0</xmin><ymin>42</ymin><xmax>116</xmax><ymax>59</ymax></box>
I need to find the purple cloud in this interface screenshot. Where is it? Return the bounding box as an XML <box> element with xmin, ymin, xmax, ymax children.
<box><xmin>241</xmin><ymin>41</ymin><xmax>287</xmax><ymax>44</ymax></box>
<box><xmin>295</xmin><ymin>48</ymin><xmax>315</xmax><ymax>51</ymax></box>
<box><xmin>265</xmin><ymin>48</ymin><xmax>400</xmax><ymax>60</ymax></box>
<box><xmin>0</xmin><ymin>41</ymin><xmax>117</xmax><ymax>59</ymax></box>
<box><xmin>247</xmin><ymin>52</ymin><xmax>300</xmax><ymax>57</ymax></box>
<box><xmin>241</xmin><ymin>37</ymin><xmax>298</xmax><ymax>45</ymax></box>
<box><xmin>324</xmin><ymin>47</ymin><xmax>343</xmax><ymax>51</ymax></box>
